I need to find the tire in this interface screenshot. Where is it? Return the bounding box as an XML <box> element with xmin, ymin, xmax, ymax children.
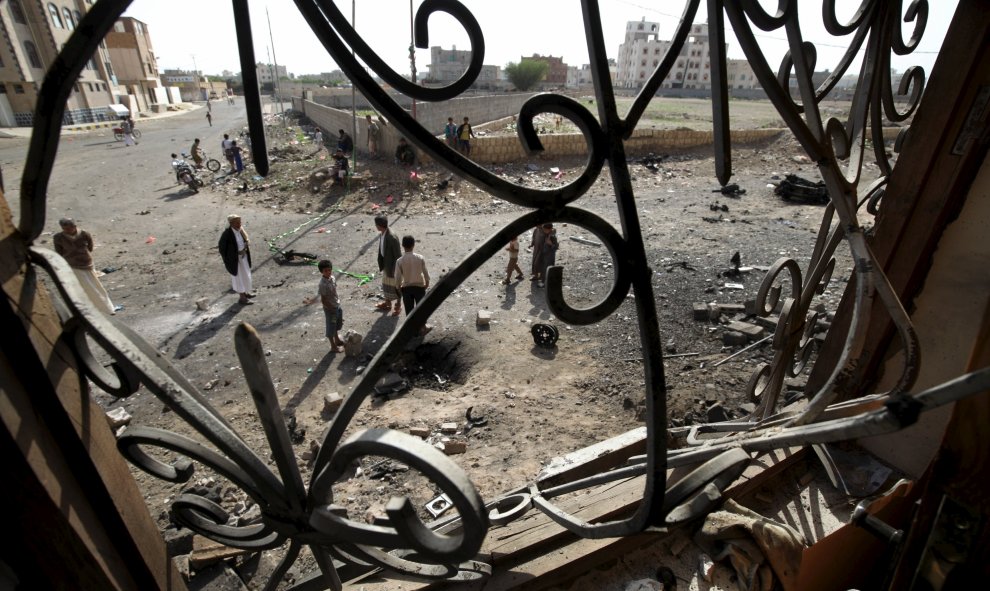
<box><xmin>132</xmin><ymin>128</ymin><xmax>142</xmax><ymax>140</ymax></box>
<box><xmin>113</xmin><ymin>131</ymin><xmax>124</xmax><ymax>141</ymax></box>
<box><xmin>206</xmin><ymin>159</ymin><xmax>221</xmax><ymax>172</ymax></box>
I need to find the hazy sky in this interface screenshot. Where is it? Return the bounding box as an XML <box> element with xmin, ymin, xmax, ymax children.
<box><xmin>123</xmin><ymin>1</ymin><xmax>956</xmax><ymax>80</ymax></box>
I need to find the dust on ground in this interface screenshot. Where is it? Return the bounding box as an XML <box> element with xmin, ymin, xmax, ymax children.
<box><xmin>88</xmin><ymin>111</ymin><xmax>872</xmax><ymax>589</ymax></box>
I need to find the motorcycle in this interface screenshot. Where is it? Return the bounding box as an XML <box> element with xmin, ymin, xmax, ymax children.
<box><xmin>113</xmin><ymin>125</ymin><xmax>142</xmax><ymax>141</ymax></box>
<box><xmin>172</xmin><ymin>154</ymin><xmax>205</xmax><ymax>193</ymax></box>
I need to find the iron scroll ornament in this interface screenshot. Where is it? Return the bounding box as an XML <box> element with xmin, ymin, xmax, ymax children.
<box><xmin>15</xmin><ymin>0</ymin><xmax>981</xmax><ymax>589</ymax></box>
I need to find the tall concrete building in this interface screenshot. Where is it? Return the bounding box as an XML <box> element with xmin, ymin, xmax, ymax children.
<box><xmin>616</xmin><ymin>18</ymin><xmax>757</xmax><ymax>91</ymax></box>
<box><xmin>0</xmin><ymin>0</ymin><xmax>117</xmax><ymax>126</ymax></box>
<box><xmin>104</xmin><ymin>17</ymin><xmax>164</xmax><ymax>112</ymax></box>
<box><xmin>427</xmin><ymin>46</ymin><xmax>500</xmax><ymax>89</ymax></box>
<box><xmin>523</xmin><ymin>54</ymin><xmax>568</xmax><ymax>86</ymax></box>
<box><xmin>256</xmin><ymin>63</ymin><xmax>289</xmax><ymax>86</ymax></box>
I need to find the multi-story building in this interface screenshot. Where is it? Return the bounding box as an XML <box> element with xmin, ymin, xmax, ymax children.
<box><xmin>104</xmin><ymin>17</ymin><xmax>164</xmax><ymax>112</ymax></box>
<box><xmin>0</xmin><ymin>0</ymin><xmax>117</xmax><ymax>126</ymax></box>
<box><xmin>523</xmin><ymin>54</ymin><xmax>567</xmax><ymax>86</ymax></box>
<box><xmin>256</xmin><ymin>63</ymin><xmax>289</xmax><ymax>86</ymax></box>
<box><xmin>427</xmin><ymin>46</ymin><xmax>500</xmax><ymax>89</ymax></box>
<box><xmin>162</xmin><ymin>69</ymin><xmax>227</xmax><ymax>102</ymax></box>
<box><xmin>616</xmin><ymin>18</ymin><xmax>758</xmax><ymax>91</ymax></box>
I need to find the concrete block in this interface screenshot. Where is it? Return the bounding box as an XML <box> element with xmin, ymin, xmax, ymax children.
<box><xmin>106</xmin><ymin>407</ymin><xmax>132</xmax><ymax>430</ymax></box>
<box><xmin>440</xmin><ymin>422</ymin><xmax>458</xmax><ymax>434</ymax></box>
<box><xmin>718</xmin><ymin>303</ymin><xmax>746</xmax><ymax>314</ymax></box>
<box><xmin>323</xmin><ymin>392</ymin><xmax>343</xmax><ymax>414</ymax></box>
<box><xmin>409</xmin><ymin>426</ymin><xmax>430</xmax><ymax>438</ymax></box>
<box><xmin>476</xmin><ymin>309</ymin><xmax>492</xmax><ymax>326</ymax></box>
<box><xmin>744</xmin><ymin>299</ymin><xmax>760</xmax><ymax>316</ymax></box>
<box><xmin>693</xmin><ymin>303</ymin><xmax>709</xmax><ymax>321</ymax></box>
<box><xmin>753</xmin><ymin>314</ymin><xmax>779</xmax><ymax>330</ymax></box>
<box><xmin>443</xmin><ymin>440</ymin><xmax>467</xmax><ymax>455</ymax></box>
<box><xmin>726</xmin><ymin>320</ymin><xmax>765</xmax><ymax>340</ymax></box>
<box><xmin>722</xmin><ymin>330</ymin><xmax>748</xmax><ymax>346</ymax></box>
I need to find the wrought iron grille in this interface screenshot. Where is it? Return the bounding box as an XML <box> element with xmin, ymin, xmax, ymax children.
<box><xmin>12</xmin><ymin>1</ymin><xmax>990</xmax><ymax>589</ymax></box>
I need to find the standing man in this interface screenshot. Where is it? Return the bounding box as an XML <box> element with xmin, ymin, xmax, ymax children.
<box><xmin>337</xmin><ymin>129</ymin><xmax>354</xmax><ymax>156</ymax></box>
<box><xmin>394</xmin><ymin>235</ymin><xmax>432</xmax><ymax>335</ymax></box>
<box><xmin>535</xmin><ymin>222</ymin><xmax>559</xmax><ymax>288</ymax></box>
<box><xmin>456</xmin><ymin>116</ymin><xmax>475</xmax><ymax>156</ymax></box>
<box><xmin>218</xmin><ymin>214</ymin><xmax>254</xmax><ymax>305</ymax></box>
<box><xmin>122</xmin><ymin>116</ymin><xmax>137</xmax><ymax>147</ymax></box>
<box><xmin>53</xmin><ymin>218</ymin><xmax>116</xmax><ymax>315</ymax></box>
<box><xmin>221</xmin><ymin>134</ymin><xmax>235</xmax><ymax>171</ymax></box>
<box><xmin>443</xmin><ymin>117</ymin><xmax>458</xmax><ymax>149</ymax></box>
<box><xmin>365</xmin><ymin>114</ymin><xmax>381</xmax><ymax>158</ymax></box>
<box><xmin>206</xmin><ymin>111</ymin><xmax>213</xmax><ymax>127</ymax></box>
<box><xmin>374</xmin><ymin>215</ymin><xmax>402</xmax><ymax>315</ymax></box>
<box><xmin>314</xmin><ymin>128</ymin><xmax>324</xmax><ymax>150</ymax></box>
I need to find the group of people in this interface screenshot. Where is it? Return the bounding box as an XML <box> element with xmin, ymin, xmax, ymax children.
<box><xmin>214</xmin><ymin>214</ymin><xmax>432</xmax><ymax>352</ymax></box>
<box><xmin>221</xmin><ymin>133</ymin><xmax>245</xmax><ymax>174</ymax></box>
<box><xmin>502</xmin><ymin>223</ymin><xmax>559</xmax><ymax>287</ymax></box>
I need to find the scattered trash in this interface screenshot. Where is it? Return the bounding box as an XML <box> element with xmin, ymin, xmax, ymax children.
<box><xmin>425</xmin><ymin>493</ymin><xmax>453</xmax><ymax>518</ymax></box>
<box><xmin>569</xmin><ymin>236</ymin><xmax>602</xmax><ymax>247</ymax></box>
<box><xmin>466</xmin><ymin>406</ymin><xmax>488</xmax><ymax>428</ymax></box>
<box><xmin>101</xmin><ymin>266</ymin><xmax>118</xmax><ymax>274</ymax></box>
<box><xmin>531</xmin><ymin>323</ymin><xmax>559</xmax><ymax>348</ymax></box>
<box><xmin>773</xmin><ymin>174</ymin><xmax>828</xmax><ymax>204</ymax></box>
<box><xmin>713</xmin><ymin>183</ymin><xmax>746</xmax><ymax>196</ymax></box>
<box><xmin>145</xmin><ymin>236</ymin><xmax>156</xmax><ymax>244</ymax></box>
<box><xmin>386</xmin><ymin>195</ymin><xmax>394</xmax><ymax>204</ymax></box>
<box><xmin>549</xmin><ymin>167</ymin><xmax>560</xmax><ymax>174</ymax></box>
<box><xmin>315</xmin><ymin>227</ymin><xmax>326</xmax><ymax>233</ymax></box>
<box><xmin>723</xmin><ymin>282</ymin><xmax>745</xmax><ymax>290</ymax></box>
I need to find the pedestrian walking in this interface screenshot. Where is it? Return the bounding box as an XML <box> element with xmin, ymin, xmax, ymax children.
<box><xmin>218</xmin><ymin>214</ymin><xmax>254</xmax><ymax>305</ymax></box>
<box><xmin>206</xmin><ymin>111</ymin><xmax>213</xmax><ymax>127</ymax></box>
<box><xmin>365</xmin><ymin>115</ymin><xmax>381</xmax><ymax>158</ymax></box>
<box><xmin>304</xmin><ymin>260</ymin><xmax>344</xmax><ymax>352</ymax></box>
<box><xmin>53</xmin><ymin>218</ymin><xmax>116</xmax><ymax>315</ymax></box>
<box><xmin>530</xmin><ymin>222</ymin><xmax>558</xmax><ymax>288</ymax></box>
<box><xmin>394</xmin><ymin>235</ymin><xmax>432</xmax><ymax>335</ymax></box>
<box><xmin>374</xmin><ymin>215</ymin><xmax>402</xmax><ymax>315</ymax></box>
<box><xmin>456</xmin><ymin>116</ymin><xmax>475</xmax><ymax>155</ymax></box>
<box><xmin>443</xmin><ymin>117</ymin><xmax>458</xmax><ymax>149</ymax></box>
<box><xmin>501</xmin><ymin>235</ymin><xmax>524</xmax><ymax>284</ymax></box>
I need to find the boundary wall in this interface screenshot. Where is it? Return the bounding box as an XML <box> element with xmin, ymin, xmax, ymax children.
<box><xmin>292</xmin><ymin>97</ymin><xmax>902</xmax><ymax>165</ymax></box>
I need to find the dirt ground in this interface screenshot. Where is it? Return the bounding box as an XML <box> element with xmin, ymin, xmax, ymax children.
<box><xmin>12</xmin><ymin>101</ymin><xmax>877</xmax><ymax>589</ymax></box>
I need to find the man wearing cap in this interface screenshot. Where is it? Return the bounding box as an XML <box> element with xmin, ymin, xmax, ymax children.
<box><xmin>218</xmin><ymin>214</ymin><xmax>254</xmax><ymax>305</ymax></box>
<box><xmin>52</xmin><ymin>218</ymin><xmax>116</xmax><ymax>315</ymax></box>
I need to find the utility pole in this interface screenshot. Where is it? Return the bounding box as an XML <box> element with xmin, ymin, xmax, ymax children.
<box><xmin>266</xmin><ymin>7</ymin><xmax>285</xmax><ymax>125</ymax></box>
<box><xmin>351</xmin><ymin>0</ymin><xmax>359</xmax><ymax>172</ymax></box>
<box><xmin>191</xmin><ymin>54</ymin><xmax>202</xmax><ymax>100</ymax></box>
<box><xmin>409</xmin><ymin>0</ymin><xmax>416</xmax><ymax>119</ymax></box>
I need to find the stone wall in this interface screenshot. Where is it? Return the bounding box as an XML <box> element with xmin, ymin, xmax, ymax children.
<box><xmin>291</xmin><ymin>96</ymin><xmax>904</xmax><ymax>165</ymax></box>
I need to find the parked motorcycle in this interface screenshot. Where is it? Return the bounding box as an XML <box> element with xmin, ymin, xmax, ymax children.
<box><xmin>172</xmin><ymin>153</ymin><xmax>205</xmax><ymax>193</ymax></box>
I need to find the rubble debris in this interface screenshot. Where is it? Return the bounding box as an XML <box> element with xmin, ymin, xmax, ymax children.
<box><xmin>773</xmin><ymin>173</ymin><xmax>828</xmax><ymax>204</ymax></box>
<box><xmin>569</xmin><ymin>236</ymin><xmax>602</xmax><ymax>247</ymax></box>
<box><xmin>374</xmin><ymin>372</ymin><xmax>409</xmax><ymax>396</ymax></box>
<box><xmin>441</xmin><ymin>439</ymin><xmax>467</xmax><ymax>455</ymax></box>
<box><xmin>189</xmin><ymin>535</ymin><xmax>254</xmax><ymax>569</ymax></box>
<box><xmin>476</xmin><ymin>309</ymin><xmax>492</xmax><ymax>326</ymax></box>
<box><xmin>284</xmin><ymin>412</ymin><xmax>305</xmax><ymax>444</ymax></box>
<box><xmin>466</xmin><ymin>405</ymin><xmax>488</xmax><ymax>428</ymax></box>
<box><xmin>105</xmin><ymin>407</ymin><xmax>132</xmax><ymax>430</ymax></box>
<box><xmin>726</xmin><ymin>320</ymin><xmax>766</xmax><ymax>341</ymax></box>
<box><xmin>425</xmin><ymin>493</ymin><xmax>453</xmax><ymax>518</ymax></box>
<box><xmin>276</xmin><ymin>249</ymin><xmax>318</xmax><ymax>263</ymax></box>
<box><xmin>342</xmin><ymin>330</ymin><xmax>363</xmax><ymax>357</ymax></box>
<box><xmin>322</xmin><ymin>392</ymin><xmax>343</xmax><ymax>415</ymax></box>
<box><xmin>408</xmin><ymin>426</ymin><xmax>430</xmax><ymax>438</ymax></box>
<box><xmin>441</xmin><ymin>422</ymin><xmax>459</xmax><ymax>434</ymax></box>
<box><xmin>195</xmin><ymin>297</ymin><xmax>209</xmax><ymax>311</ymax></box>
<box><xmin>713</xmin><ymin>183</ymin><xmax>746</xmax><ymax>196</ymax></box>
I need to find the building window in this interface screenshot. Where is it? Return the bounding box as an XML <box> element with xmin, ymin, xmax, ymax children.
<box><xmin>23</xmin><ymin>41</ymin><xmax>42</xmax><ymax>68</ymax></box>
<box><xmin>14</xmin><ymin>84</ymin><xmax>25</xmax><ymax>94</ymax></box>
<box><xmin>114</xmin><ymin>22</ymin><xmax>125</xmax><ymax>33</ymax></box>
<box><xmin>9</xmin><ymin>0</ymin><xmax>27</xmax><ymax>24</ymax></box>
<box><xmin>63</xmin><ymin>7</ymin><xmax>75</xmax><ymax>30</ymax></box>
<box><xmin>48</xmin><ymin>3</ymin><xmax>63</xmax><ymax>28</ymax></box>
<box><xmin>653</xmin><ymin>60</ymin><xmax>659</xmax><ymax>67</ymax></box>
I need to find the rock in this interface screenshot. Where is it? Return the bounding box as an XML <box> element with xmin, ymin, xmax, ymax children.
<box><xmin>195</xmin><ymin>297</ymin><xmax>209</xmax><ymax>311</ymax></box>
<box><xmin>162</xmin><ymin>527</ymin><xmax>194</xmax><ymax>556</ymax></box>
<box><xmin>738</xmin><ymin>402</ymin><xmax>757</xmax><ymax>415</ymax></box>
<box><xmin>203</xmin><ymin>378</ymin><xmax>219</xmax><ymax>391</ymax></box>
<box><xmin>105</xmin><ymin>407</ymin><xmax>132</xmax><ymax>430</ymax></box>
<box><xmin>692</xmin><ymin>302</ymin><xmax>709</xmax><ymax>320</ymax></box>
<box><xmin>698</xmin><ymin>553</ymin><xmax>716</xmax><ymax>582</ymax></box>
<box><xmin>476</xmin><ymin>309</ymin><xmax>492</xmax><ymax>326</ymax></box>
<box><xmin>323</xmin><ymin>392</ymin><xmax>343</xmax><ymax>414</ymax></box>
<box><xmin>706</xmin><ymin>403</ymin><xmax>729</xmax><ymax>423</ymax></box>
<box><xmin>440</xmin><ymin>422</ymin><xmax>458</xmax><ymax>434</ymax></box>
<box><xmin>623</xmin><ymin>579</ymin><xmax>661</xmax><ymax>591</ymax></box>
<box><xmin>237</xmin><ymin>503</ymin><xmax>263</xmax><ymax>526</ymax></box>
<box><xmin>722</xmin><ymin>330</ymin><xmax>748</xmax><ymax>346</ymax></box>
<box><xmin>173</xmin><ymin>555</ymin><xmax>191</xmax><ymax>581</ymax></box>
<box><xmin>374</xmin><ymin>372</ymin><xmax>408</xmax><ymax>395</ymax></box>
<box><xmin>343</xmin><ymin>330</ymin><xmax>363</xmax><ymax>357</ymax></box>
<box><xmin>186</xmin><ymin>561</ymin><xmax>248</xmax><ymax>590</ymax></box>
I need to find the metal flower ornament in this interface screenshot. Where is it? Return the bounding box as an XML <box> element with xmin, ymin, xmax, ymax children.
<box><xmin>17</xmin><ymin>0</ymin><xmax>990</xmax><ymax>589</ymax></box>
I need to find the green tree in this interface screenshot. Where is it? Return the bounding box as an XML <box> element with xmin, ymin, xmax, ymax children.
<box><xmin>504</xmin><ymin>60</ymin><xmax>548</xmax><ymax>91</ymax></box>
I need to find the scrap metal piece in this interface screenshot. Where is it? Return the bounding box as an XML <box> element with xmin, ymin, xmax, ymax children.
<box><xmin>465</xmin><ymin>406</ymin><xmax>488</xmax><ymax>428</ymax></box>
<box><xmin>531</xmin><ymin>323</ymin><xmax>559</xmax><ymax>348</ymax></box>
<box><xmin>426</xmin><ymin>493</ymin><xmax>453</xmax><ymax>518</ymax></box>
